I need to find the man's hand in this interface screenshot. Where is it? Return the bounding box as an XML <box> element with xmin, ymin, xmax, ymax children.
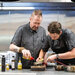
<box><xmin>36</xmin><ymin>57</ymin><xmax>43</xmax><ymax>62</ymax></box>
<box><xmin>22</xmin><ymin>49</ymin><xmax>31</xmax><ymax>59</ymax></box>
<box><xmin>36</xmin><ymin>57</ymin><xmax>40</xmax><ymax>62</ymax></box>
<box><xmin>47</xmin><ymin>54</ymin><xmax>57</xmax><ymax>62</ymax></box>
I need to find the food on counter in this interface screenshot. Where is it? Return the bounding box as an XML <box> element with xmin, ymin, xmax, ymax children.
<box><xmin>31</xmin><ymin>58</ymin><xmax>46</xmax><ymax>71</ymax></box>
<box><xmin>55</xmin><ymin>65</ymin><xmax>64</xmax><ymax>71</ymax></box>
<box><xmin>65</xmin><ymin>65</ymin><xmax>75</xmax><ymax>72</ymax></box>
<box><xmin>55</xmin><ymin>65</ymin><xmax>75</xmax><ymax>72</ymax></box>
<box><xmin>34</xmin><ymin>58</ymin><xmax>44</xmax><ymax>66</ymax></box>
<box><xmin>31</xmin><ymin>65</ymin><xmax>46</xmax><ymax>71</ymax></box>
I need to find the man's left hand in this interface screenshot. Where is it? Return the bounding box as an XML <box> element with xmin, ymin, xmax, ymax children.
<box><xmin>47</xmin><ymin>54</ymin><xmax>57</xmax><ymax>62</ymax></box>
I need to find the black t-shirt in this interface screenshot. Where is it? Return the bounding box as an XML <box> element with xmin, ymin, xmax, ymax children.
<box><xmin>42</xmin><ymin>29</ymin><xmax>75</xmax><ymax>65</ymax></box>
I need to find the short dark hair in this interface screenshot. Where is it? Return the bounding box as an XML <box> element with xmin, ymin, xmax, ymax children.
<box><xmin>48</xmin><ymin>21</ymin><xmax>62</xmax><ymax>34</ymax></box>
<box><xmin>31</xmin><ymin>10</ymin><xmax>42</xmax><ymax>17</ymax></box>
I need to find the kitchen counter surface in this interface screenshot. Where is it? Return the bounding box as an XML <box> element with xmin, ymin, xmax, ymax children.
<box><xmin>0</xmin><ymin>67</ymin><xmax>75</xmax><ymax>75</ymax></box>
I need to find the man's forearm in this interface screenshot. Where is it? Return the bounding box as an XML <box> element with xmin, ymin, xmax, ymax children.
<box><xmin>9</xmin><ymin>44</ymin><xmax>27</xmax><ymax>53</ymax></box>
<box><xmin>38</xmin><ymin>49</ymin><xmax>46</xmax><ymax>58</ymax></box>
<box><xmin>58</xmin><ymin>48</ymin><xmax>75</xmax><ymax>59</ymax></box>
<box><xmin>9</xmin><ymin>44</ymin><xmax>19</xmax><ymax>52</ymax></box>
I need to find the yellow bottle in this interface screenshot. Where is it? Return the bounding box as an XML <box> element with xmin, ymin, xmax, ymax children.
<box><xmin>18</xmin><ymin>58</ymin><xmax>22</xmax><ymax>70</ymax></box>
<box><xmin>6</xmin><ymin>64</ymin><xmax>9</xmax><ymax>71</ymax></box>
<box><xmin>0</xmin><ymin>63</ymin><xmax>1</xmax><ymax>71</ymax></box>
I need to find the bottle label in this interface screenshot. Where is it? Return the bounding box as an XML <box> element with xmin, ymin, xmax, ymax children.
<box><xmin>18</xmin><ymin>64</ymin><xmax>22</xmax><ymax>70</ymax></box>
<box><xmin>12</xmin><ymin>62</ymin><xmax>15</xmax><ymax>69</ymax></box>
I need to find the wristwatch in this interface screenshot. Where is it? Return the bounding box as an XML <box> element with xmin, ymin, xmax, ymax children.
<box><xmin>56</xmin><ymin>54</ymin><xmax>59</xmax><ymax>59</ymax></box>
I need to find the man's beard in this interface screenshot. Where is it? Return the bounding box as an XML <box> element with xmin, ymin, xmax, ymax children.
<box><xmin>32</xmin><ymin>27</ymin><xmax>38</xmax><ymax>30</ymax></box>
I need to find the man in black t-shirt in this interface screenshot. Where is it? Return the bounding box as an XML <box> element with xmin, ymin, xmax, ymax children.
<box><xmin>39</xmin><ymin>21</ymin><xmax>75</xmax><ymax>65</ymax></box>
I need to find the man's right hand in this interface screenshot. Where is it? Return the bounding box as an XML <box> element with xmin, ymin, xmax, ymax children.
<box><xmin>22</xmin><ymin>49</ymin><xmax>31</xmax><ymax>59</ymax></box>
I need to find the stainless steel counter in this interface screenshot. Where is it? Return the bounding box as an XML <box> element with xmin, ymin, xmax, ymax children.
<box><xmin>0</xmin><ymin>67</ymin><xmax>75</xmax><ymax>75</ymax></box>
